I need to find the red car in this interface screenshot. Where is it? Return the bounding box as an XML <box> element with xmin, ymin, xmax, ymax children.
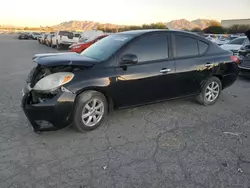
<box><xmin>69</xmin><ymin>34</ymin><xmax>108</xmax><ymax>53</ymax></box>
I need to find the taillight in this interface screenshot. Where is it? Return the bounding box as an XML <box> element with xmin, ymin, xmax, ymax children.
<box><xmin>230</xmin><ymin>56</ymin><xmax>239</xmax><ymax>64</ymax></box>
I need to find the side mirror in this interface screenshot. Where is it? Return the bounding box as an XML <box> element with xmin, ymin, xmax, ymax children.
<box><xmin>120</xmin><ymin>54</ymin><xmax>138</xmax><ymax>65</ymax></box>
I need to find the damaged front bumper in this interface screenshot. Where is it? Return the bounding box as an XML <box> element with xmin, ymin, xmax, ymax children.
<box><xmin>21</xmin><ymin>84</ymin><xmax>76</xmax><ymax>132</ymax></box>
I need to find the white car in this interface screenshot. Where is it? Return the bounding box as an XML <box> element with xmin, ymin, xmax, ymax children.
<box><xmin>51</xmin><ymin>31</ymin><xmax>80</xmax><ymax>49</ymax></box>
<box><xmin>215</xmin><ymin>35</ymin><xmax>239</xmax><ymax>46</ymax></box>
<box><xmin>220</xmin><ymin>37</ymin><xmax>249</xmax><ymax>53</ymax></box>
<box><xmin>205</xmin><ymin>34</ymin><xmax>218</xmax><ymax>43</ymax></box>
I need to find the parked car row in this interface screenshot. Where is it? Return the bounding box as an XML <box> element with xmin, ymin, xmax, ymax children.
<box><xmin>37</xmin><ymin>30</ymin><xmax>109</xmax><ymax>53</ymax></box>
<box><xmin>18</xmin><ymin>32</ymin><xmax>42</xmax><ymax>40</ymax></box>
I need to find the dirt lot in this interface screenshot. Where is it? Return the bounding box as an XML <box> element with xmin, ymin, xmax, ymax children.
<box><xmin>0</xmin><ymin>34</ymin><xmax>250</xmax><ymax>188</ymax></box>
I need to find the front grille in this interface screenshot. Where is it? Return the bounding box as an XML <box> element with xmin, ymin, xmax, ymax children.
<box><xmin>30</xmin><ymin>90</ymin><xmax>58</xmax><ymax>104</ymax></box>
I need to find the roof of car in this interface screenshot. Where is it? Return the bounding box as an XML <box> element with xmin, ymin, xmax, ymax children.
<box><xmin>118</xmin><ymin>29</ymin><xmax>202</xmax><ymax>36</ymax></box>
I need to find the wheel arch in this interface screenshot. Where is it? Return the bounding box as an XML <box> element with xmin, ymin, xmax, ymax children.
<box><xmin>75</xmin><ymin>87</ymin><xmax>114</xmax><ymax>113</ymax></box>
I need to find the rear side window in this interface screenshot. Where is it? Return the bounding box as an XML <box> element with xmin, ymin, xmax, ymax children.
<box><xmin>198</xmin><ymin>41</ymin><xmax>209</xmax><ymax>54</ymax></box>
<box><xmin>174</xmin><ymin>35</ymin><xmax>199</xmax><ymax>58</ymax></box>
<box><xmin>125</xmin><ymin>34</ymin><xmax>168</xmax><ymax>62</ymax></box>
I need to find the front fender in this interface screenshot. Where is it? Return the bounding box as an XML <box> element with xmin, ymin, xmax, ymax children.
<box><xmin>67</xmin><ymin>77</ymin><xmax>112</xmax><ymax>94</ymax></box>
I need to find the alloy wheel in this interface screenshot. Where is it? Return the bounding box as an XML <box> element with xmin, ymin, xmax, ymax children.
<box><xmin>205</xmin><ymin>81</ymin><xmax>220</xmax><ymax>102</ymax></box>
<box><xmin>81</xmin><ymin>99</ymin><xmax>104</xmax><ymax>127</ymax></box>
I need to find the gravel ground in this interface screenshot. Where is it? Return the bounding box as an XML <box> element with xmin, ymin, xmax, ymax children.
<box><xmin>0</xmin><ymin>34</ymin><xmax>250</xmax><ymax>188</ymax></box>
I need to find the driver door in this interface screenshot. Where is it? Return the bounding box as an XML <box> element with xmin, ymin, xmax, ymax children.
<box><xmin>111</xmin><ymin>33</ymin><xmax>177</xmax><ymax>108</ymax></box>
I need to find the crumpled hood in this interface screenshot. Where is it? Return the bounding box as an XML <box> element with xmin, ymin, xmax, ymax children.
<box><xmin>32</xmin><ymin>52</ymin><xmax>99</xmax><ymax>67</ymax></box>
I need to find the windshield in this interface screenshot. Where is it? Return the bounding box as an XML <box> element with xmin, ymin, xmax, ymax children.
<box><xmin>81</xmin><ymin>34</ymin><xmax>133</xmax><ymax>61</ymax></box>
<box><xmin>228</xmin><ymin>37</ymin><xmax>245</xmax><ymax>45</ymax></box>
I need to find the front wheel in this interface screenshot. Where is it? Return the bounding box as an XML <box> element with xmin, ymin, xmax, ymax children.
<box><xmin>196</xmin><ymin>76</ymin><xmax>222</xmax><ymax>106</ymax></box>
<box><xmin>73</xmin><ymin>91</ymin><xmax>108</xmax><ymax>132</ymax></box>
<box><xmin>56</xmin><ymin>41</ymin><xmax>61</xmax><ymax>50</ymax></box>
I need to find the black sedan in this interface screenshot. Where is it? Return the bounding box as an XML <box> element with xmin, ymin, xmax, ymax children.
<box><xmin>18</xmin><ymin>33</ymin><xmax>29</xmax><ymax>40</ymax></box>
<box><xmin>21</xmin><ymin>30</ymin><xmax>239</xmax><ymax>133</ymax></box>
<box><xmin>238</xmin><ymin>30</ymin><xmax>250</xmax><ymax>78</ymax></box>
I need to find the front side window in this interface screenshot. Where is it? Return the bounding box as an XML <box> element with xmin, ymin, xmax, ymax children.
<box><xmin>174</xmin><ymin>35</ymin><xmax>199</xmax><ymax>58</ymax></box>
<box><xmin>228</xmin><ymin>38</ymin><xmax>245</xmax><ymax>45</ymax></box>
<box><xmin>124</xmin><ymin>33</ymin><xmax>169</xmax><ymax>62</ymax></box>
<box><xmin>81</xmin><ymin>34</ymin><xmax>133</xmax><ymax>61</ymax></box>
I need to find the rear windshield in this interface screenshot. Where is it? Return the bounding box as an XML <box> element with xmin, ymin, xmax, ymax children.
<box><xmin>81</xmin><ymin>34</ymin><xmax>133</xmax><ymax>61</ymax></box>
<box><xmin>74</xmin><ymin>33</ymin><xmax>81</xmax><ymax>37</ymax></box>
<box><xmin>227</xmin><ymin>36</ymin><xmax>238</xmax><ymax>41</ymax></box>
<box><xmin>58</xmin><ymin>31</ymin><xmax>73</xmax><ymax>37</ymax></box>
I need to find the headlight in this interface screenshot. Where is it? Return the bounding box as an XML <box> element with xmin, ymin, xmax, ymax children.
<box><xmin>33</xmin><ymin>72</ymin><xmax>74</xmax><ymax>91</ymax></box>
<box><xmin>72</xmin><ymin>45</ymin><xmax>81</xmax><ymax>49</ymax></box>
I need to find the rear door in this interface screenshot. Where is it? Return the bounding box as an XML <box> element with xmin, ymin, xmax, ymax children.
<box><xmin>112</xmin><ymin>33</ymin><xmax>177</xmax><ymax>108</ymax></box>
<box><xmin>172</xmin><ymin>34</ymin><xmax>211</xmax><ymax>96</ymax></box>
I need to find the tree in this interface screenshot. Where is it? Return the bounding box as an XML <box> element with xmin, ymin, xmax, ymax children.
<box><xmin>208</xmin><ymin>20</ymin><xmax>221</xmax><ymax>27</ymax></box>
<box><xmin>203</xmin><ymin>26</ymin><xmax>225</xmax><ymax>34</ymax></box>
<box><xmin>182</xmin><ymin>28</ymin><xmax>190</xmax><ymax>31</ymax></box>
<box><xmin>227</xmin><ymin>24</ymin><xmax>250</xmax><ymax>34</ymax></box>
<box><xmin>151</xmin><ymin>22</ymin><xmax>167</xmax><ymax>29</ymax></box>
<box><xmin>96</xmin><ymin>24</ymin><xmax>103</xmax><ymax>31</ymax></box>
<box><xmin>191</xmin><ymin>27</ymin><xmax>202</xmax><ymax>32</ymax></box>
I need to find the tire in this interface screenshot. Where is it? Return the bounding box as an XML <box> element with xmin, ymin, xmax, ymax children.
<box><xmin>196</xmin><ymin>76</ymin><xmax>222</xmax><ymax>106</ymax></box>
<box><xmin>56</xmin><ymin>41</ymin><xmax>61</xmax><ymax>50</ymax></box>
<box><xmin>73</xmin><ymin>90</ymin><xmax>108</xmax><ymax>132</ymax></box>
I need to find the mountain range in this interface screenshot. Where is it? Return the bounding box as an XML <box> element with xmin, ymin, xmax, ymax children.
<box><xmin>52</xmin><ymin>19</ymin><xmax>215</xmax><ymax>31</ymax></box>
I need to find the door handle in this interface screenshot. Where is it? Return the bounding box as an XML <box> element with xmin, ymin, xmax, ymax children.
<box><xmin>160</xmin><ymin>68</ymin><xmax>171</xmax><ymax>73</ymax></box>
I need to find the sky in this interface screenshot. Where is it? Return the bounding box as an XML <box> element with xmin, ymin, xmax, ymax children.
<box><xmin>0</xmin><ymin>0</ymin><xmax>249</xmax><ymax>27</ymax></box>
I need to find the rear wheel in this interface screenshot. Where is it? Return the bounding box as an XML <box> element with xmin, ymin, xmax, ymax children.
<box><xmin>73</xmin><ymin>91</ymin><xmax>108</xmax><ymax>132</ymax></box>
<box><xmin>56</xmin><ymin>41</ymin><xmax>61</xmax><ymax>50</ymax></box>
<box><xmin>196</xmin><ymin>76</ymin><xmax>222</xmax><ymax>106</ymax></box>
